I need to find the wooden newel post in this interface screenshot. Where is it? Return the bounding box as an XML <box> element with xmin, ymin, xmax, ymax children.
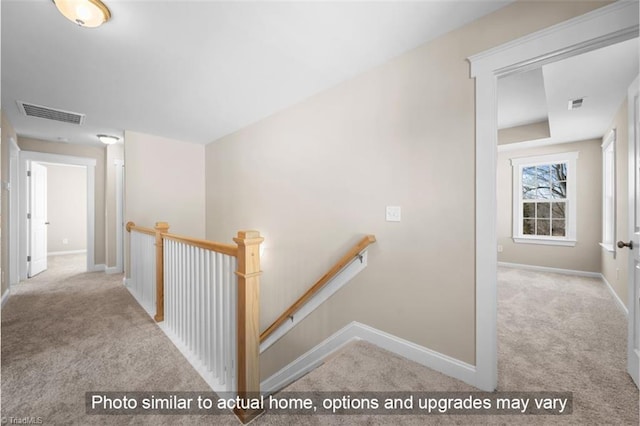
<box><xmin>233</xmin><ymin>230</ymin><xmax>264</xmax><ymax>423</ymax></box>
<box><xmin>154</xmin><ymin>222</ymin><xmax>170</xmax><ymax>322</ymax></box>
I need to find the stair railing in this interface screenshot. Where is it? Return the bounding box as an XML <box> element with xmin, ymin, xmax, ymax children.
<box><xmin>126</xmin><ymin>222</ymin><xmax>263</xmax><ymax>423</ymax></box>
<box><xmin>260</xmin><ymin>235</ymin><xmax>376</xmax><ymax>344</ymax></box>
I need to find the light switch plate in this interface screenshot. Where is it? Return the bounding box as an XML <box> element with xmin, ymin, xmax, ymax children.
<box><xmin>386</xmin><ymin>206</ymin><xmax>401</xmax><ymax>222</ymax></box>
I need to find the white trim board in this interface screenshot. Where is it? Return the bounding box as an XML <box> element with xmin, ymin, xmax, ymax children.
<box><xmin>157</xmin><ymin>322</ymin><xmax>233</xmax><ymax>395</ymax></box>
<box><xmin>497</xmin><ymin>262</ymin><xmax>600</xmax><ymax>278</ymax></box>
<box><xmin>105</xmin><ymin>266</ymin><xmax>121</xmax><ymax>275</ymax></box>
<box><xmin>1</xmin><ymin>288</ymin><xmax>10</xmax><ymax>307</ymax></box>
<box><xmin>48</xmin><ymin>250</ymin><xmax>87</xmax><ymax>256</ymax></box>
<box><xmin>600</xmin><ymin>274</ymin><xmax>628</xmax><ymax>317</ymax></box>
<box><xmin>260</xmin><ymin>250</ymin><xmax>370</xmax><ymax>353</ymax></box>
<box><xmin>468</xmin><ymin>0</ymin><xmax>639</xmax><ymax>392</ymax></box>
<box><xmin>261</xmin><ymin>321</ymin><xmax>476</xmax><ymax>396</ymax></box>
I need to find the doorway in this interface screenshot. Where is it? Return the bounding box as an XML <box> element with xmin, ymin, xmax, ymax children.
<box><xmin>18</xmin><ymin>151</ymin><xmax>97</xmax><ymax>279</ymax></box>
<box><xmin>469</xmin><ymin>1</ymin><xmax>639</xmax><ymax>391</ymax></box>
<box><xmin>31</xmin><ymin>162</ymin><xmax>88</xmax><ymax>277</ymax></box>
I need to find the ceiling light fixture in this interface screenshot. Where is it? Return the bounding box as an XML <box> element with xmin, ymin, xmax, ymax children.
<box><xmin>53</xmin><ymin>0</ymin><xmax>111</xmax><ymax>28</ymax></box>
<box><xmin>97</xmin><ymin>134</ymin><xmax>119</xmax><ymax>145</ymax></box>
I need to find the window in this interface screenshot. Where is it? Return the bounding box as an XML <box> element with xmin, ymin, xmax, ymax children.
<box><xmin>511</xmin><ymin>152</ymin><xmax>578</xmax><ymax>246</ymax></box>
<box><xmin>601</xmin><ymin>130</ymin><xmax>616</xmax><ymax>252</ymax></box>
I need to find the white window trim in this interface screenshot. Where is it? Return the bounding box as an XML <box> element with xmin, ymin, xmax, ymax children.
<box><xmin>600</xmin><ymin>129</ymin><xmax>616</xmax><ymax>253</ymax></box>
<box><xmin>511</xmin><ymin>151</ymin><xmax>579</xmax><ymax>246</ymax></box>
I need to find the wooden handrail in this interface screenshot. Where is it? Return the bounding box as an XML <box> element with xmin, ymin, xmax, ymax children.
<box><xmin>260</xmin><ymin>234</ymin><xmax>376</xmax><ymax>343</ymax></box>
<box><xmin>127</xmin><ymin>221</ymin><xmax>239</xmax><ymax>257</ymax></box>
<box><xmin>126</xmin><ymin>221</ymin><xmax>155</xmax><ymax>236</ymax></box>
<box><xmin>161</xmin><ymin>233</ymin><xmax>238</xmax><ymax>257</ymax></box>
<box><xmin>126</xmin><ymin>219</ymin><xmax>265</xmax><ymax>423</ymax></box>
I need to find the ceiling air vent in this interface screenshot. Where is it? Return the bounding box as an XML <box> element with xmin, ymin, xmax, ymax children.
<box><xmin>567</xmin><ymin>97</ymin><xmax>585</xmax><ymax>110</ymax></box>
<box><xmin>17</xmin><ymin>101</ymin><xmax>86</xmax><ymax>125</ymax></box>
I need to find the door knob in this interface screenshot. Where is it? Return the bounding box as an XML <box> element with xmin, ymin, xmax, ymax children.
<box><xmin>617</xmin><ymin>240</ymin><xmax>633</xmax><ymax>249</ymax></box>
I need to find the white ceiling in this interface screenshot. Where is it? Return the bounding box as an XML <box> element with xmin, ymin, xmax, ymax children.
<box><xmin>2</xmin><ymin>0</ymin><xmax>513</xmax><ymax>146</ymax></box>
<box><xmin>498</xmin><ymin>37</ymin><xmax>639</xmax><ymax>147</ymax></box>
<box><xmin>498</xmin><ymin>68</ymin><xmax>548</xmax><ymax>129</ymax></box>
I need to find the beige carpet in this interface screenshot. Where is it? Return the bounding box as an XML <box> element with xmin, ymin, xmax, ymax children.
<box><xmin>2</xmin><ymin>257</ymin><xmax>638</xmax><ymax>425</ymax></box>
<box><xmin>259</xmin><ymin>267</ymin><xmax>638</xmax><ymax>424</ymax></box>
<box><xmin>1</xmin><ymin>255</ymin><xmax>237</xmax><ymax>425</ymax></box>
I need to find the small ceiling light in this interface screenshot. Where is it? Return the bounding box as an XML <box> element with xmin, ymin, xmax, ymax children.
<box><xmin>98</xmin><ymin>134</ymin><xmax>119</xmax><ymax>145</ymax></box>
<box><xmin>53</xmin><ymin>0</ymin><xmax>111</xmax><ymax>28</ymax></box>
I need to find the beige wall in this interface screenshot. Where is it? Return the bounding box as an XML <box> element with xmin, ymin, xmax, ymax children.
<box><xmin>1</xmin><ymin>111</ymin><xmax>18</xmax><ymax>296</ymax></box>
<box><xmin>105</xmin><ymin>143</ymin><xmax>124</xmax><ymax>268</ymax></box>
<box><xmin>17</xmin><ymin>137</ymin><xmax>106</xmax><ymax>266</ymax></box>
<box><xmin>497</xmin><ymin>139</ymin><xmax>602</xmax><ymax>272</ymax></box>
<box><xmin>45</xmin><ymin>164</ymin><xmax>87</xmax><ymax>253</ymax></box>
<box><xmin>204</xmin><ymin>0</ymin><xmax>609</xmax><ymax>378</ymax></box>
<box><xmin>124</xmin><ymin>131</ymin><xmax>205</xmax><ymax>239</ymax></box>
<box><xmin>498</xmin><ymin>120</ymin><xmax>551</xmax><ymax>145</ymax></box>
<box><xmin>601</xmin><ymin>99</ymin><xmax>629</xmax><ymax>306</ymax></box>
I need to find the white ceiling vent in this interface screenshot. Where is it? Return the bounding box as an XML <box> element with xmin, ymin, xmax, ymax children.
<box><xmin>567</xmin><ymin>97</ymin><xmax>585</xmax><ymax>110</ymax></box>
<box><xmin>17</xmin><ymin>101</ymin><xmax>86</xmax><ymax>125</ymax></box>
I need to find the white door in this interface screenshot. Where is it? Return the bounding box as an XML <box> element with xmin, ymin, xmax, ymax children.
<box><xmin>624</xmin><ymin>75</ymin><xmax>640</xmax><ymax>388</ymax></box>
<box><xmin>29</xmin><ymin>162</ymin><xmax>48</xmax><ymax>277</ymax></box>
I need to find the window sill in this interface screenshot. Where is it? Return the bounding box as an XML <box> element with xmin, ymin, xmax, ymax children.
<box><xmin>513</xmin><ymin>237</ymin><xmax>576</xmax><ymax>247</ymax></box>
<box><xmin>599</xmin><ymin>242</ymin><xmax>615</xmax><ymax>253</ymax></box>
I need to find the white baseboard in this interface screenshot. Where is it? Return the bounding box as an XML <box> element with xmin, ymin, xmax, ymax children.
<box><xmin>600</xmin><ymin>274</ymin><xmax>628</xmax><ymax>317</ymax></box>
<box><xmin>93</xmin><ymin>264</ymin><xmax>106</xmax><ymax>272</ymax></box>
<box><xmin>260</xmin><ymin>251</ymin><xmax>369</xmax><ymax>353</ymax></box>
<box><xmin>260</xmin><ymin>322</ymin><xmax>362</xmax><ymax>395</ymax></box>
<box><xmin>498</xmin><ymin>262</ymin><xmax>628</xmax><ymax>315</ymax></box>
<box><xmin>157</xmin><ymin>322</ymin><xmax>232</xmax><ymax>395</ymax></box>
<box><xmin>498</xmin><ymin>262</ymin><xmax>600</xmax><ymax>278</ymax></box>
<box><xmin>105</xmin><ymin>266</ymin><xmax>123</xmax><ymax>275</ymax></box>
<box><xmin>48</xmin><ymin>250</ymin><xmax>87</xmax><ymax>256</ymax></box>
<box><xmin>1</xmin><ymin>288</ymin><xmax>10</xmax><ymax>307</ymax></box>
<box><xmin>261</xmin><ymin>321</ymin><xmax>476</xmax><ymax>396</ymax></box>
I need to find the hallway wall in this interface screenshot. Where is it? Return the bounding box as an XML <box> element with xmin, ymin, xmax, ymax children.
<box><xmin>204</xmin><ymin>0</ymin><xmax>611</xmax><ymax>378</ymax></box>
<box><xmin>45</xmin><ymin>164</ymin><xmax>87</xmax><ymax>254</ymax></box>
<box><xmin>497</xmin><ymin>139</ymin><xmax>602</xmax><ymax>273</ymax></box>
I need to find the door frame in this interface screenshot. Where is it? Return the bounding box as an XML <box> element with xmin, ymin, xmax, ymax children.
<box><xmin>9</xmin><ymin>137</ymin><xmax>21</xmax><ymax>288</ymax></box>
<box><xmin>19</xmin><ymin>151</ymin><xmax>97</xmax><ymax>278</ymax></box>
<box><xmin>468</xmin><ymin>1</ymin><xmax>639</xmax><ymax>391</ymax></box>
<box><xmin>114</xmin><ymin>159</ymin><xmax>124</xmax><ymax>274</ymax></box>
<box><xmin>627</xmin><ymin>75</ymin><xmax>640</xmax><ymax>387</ymax></box>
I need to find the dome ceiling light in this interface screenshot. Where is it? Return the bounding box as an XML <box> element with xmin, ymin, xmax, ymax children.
<box><xmin>53</xmin><ymin>0</ymin><xmax>111</xmax><ymax>28</ymax></box>
<box><xmin>97</xmin><ymin>134</ymin><xmax>120</xmax><ymax>145</ymax></box>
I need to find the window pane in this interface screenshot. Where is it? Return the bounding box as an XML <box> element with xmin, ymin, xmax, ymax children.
<box><xmin>523</xmin><ymin>219</ymin><xmax>535</xmax><ymax>235</ymax></box>
<box><xmin>537</xmin><ymin>164</ymin><xmax>550</xmax><ymax>182</ymax></box>
<box><xmin>523</xmin><ymin>203</ymin><xmax>535</xmax><ymax>218</ymax></box>
<box><xmin>522</xmin><ymin>166</ymin><xmax>536</xmax><ymax>185</ymax></box>
<box><xmin>552</xmin><ymin>219</ymin><xmax>566</xmax><ymax>236</ymax></box>
<box><xmin>537</xmin><ymin>187</ymin><xmax>552</xmax><ymax>199</ymax></box>
<box><xmin>552</xmin><ymin>181</ymin><xmax>567</xmax><ymax>199</ymax></box>
<box><xmin>551</xmin><ymin>163</ymin><xmax>567</xmax><ymax>182</ymax></box>
<box><xmin>536</xmin><ymin>202</ymin><xmax>550</xmax><ymax>218</ymax></box>
<box><xmin>536</xmin><ymin>219</ymin><xmax>550</xmax><ymax>235</ymax></box>
<box><xmin>522</xmin><ymin>166</ymin><xmax>536</xmax><ymax>199</ymax></box>
<box><xmin>523</xmin><ymin>185</ymin><xmax>537</xmax><ymax>199</ymax></box>
<box><xmin>552</xmin><ymin>202</ymin><xmax>565</xmax><ymax>219</ymax></box>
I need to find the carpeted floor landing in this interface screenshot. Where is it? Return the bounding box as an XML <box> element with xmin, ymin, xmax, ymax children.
<box><xmin>1</xmin><ymin>256</ymin><xmax>638</xmax><ymax>424</ymax></box>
